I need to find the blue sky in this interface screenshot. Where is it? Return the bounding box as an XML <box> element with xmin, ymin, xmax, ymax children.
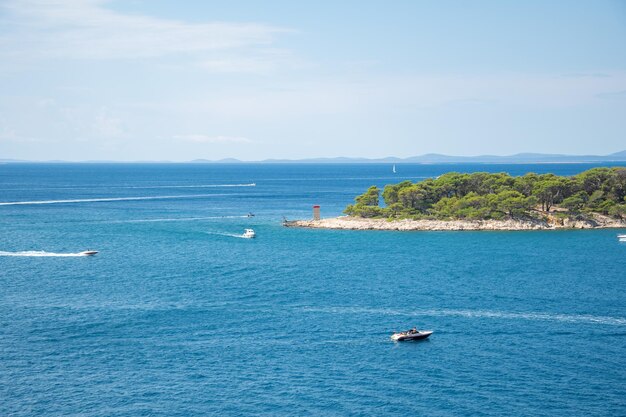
<box><xmin>0</xmin><ymin>0</ymin><xmax>625</xmax><ymax>161</ymax></box>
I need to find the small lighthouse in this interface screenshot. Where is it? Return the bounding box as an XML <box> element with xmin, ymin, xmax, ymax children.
<box><xmin>313</xmin><ymin>205</ymin><xmax>320</xmax><ymax>220</ymax></box>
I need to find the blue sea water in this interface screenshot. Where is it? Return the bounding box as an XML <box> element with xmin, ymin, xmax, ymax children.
<box><xmin>1</xmin><ymin>163</ymin><xmax>625</xmax><ymax>416</ymax></box>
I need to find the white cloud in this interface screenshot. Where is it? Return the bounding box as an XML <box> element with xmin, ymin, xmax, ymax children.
<box><xmin>0</xmin><ymin>126</ymin><xmax>20</xmax><ymax>141</ymax></box>
<box><xmin>197</xmin><ymin>48</ymin><xmax>303</xmax><ymax>74</ymax></box>
<box><xmin>124</xmin><ymin>71</ymin><xmax>626</xmax><ymax>125</ymax></box>
<box><xmin>595</xmin><ymin>90</ymin><xmax>626</xmax><ymax>100</ymax></box>
<box><xmin>92</xmin><ymin>108</ymin><xmax>125</xmax><ymax>138</ymax></box>
<box><xmin>0</xmin><ymin>124</ymin><xmax>41</xmax><ymax>143</ymax></box>
<box><xmin>200</xmin><ymin>57</ymin><xmax>281</xmax><ymax>74</ymax></box>
<box><xmin>173</xmin><ymin>134</ymin><xmax>252</xmax><ymax>144</ymax></box>
<box><xmin>0</xmin><ymin>0</ymin><xmax>289</xmax><ymax>63</ymax></box>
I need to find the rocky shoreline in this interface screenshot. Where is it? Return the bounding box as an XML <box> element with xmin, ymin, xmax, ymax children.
<box><xmin>284</xmin><ymin>215</ymin><xmax>626</xmax><ymax>231</ymax></box>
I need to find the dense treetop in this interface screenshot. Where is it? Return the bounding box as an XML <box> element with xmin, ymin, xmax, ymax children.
<box><xmin>344</xmin><ymin>167</ymin><xmax>626</xmax><ymax>221</ymax></box>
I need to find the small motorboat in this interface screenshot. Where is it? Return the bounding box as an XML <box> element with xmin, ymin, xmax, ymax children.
<box><xmin>247</xmin><ymin>212</ymin><xmax>255</xmax><ymax>217</ymax></box>
<box><xmin>242</xmin><ymin>229</ymin><xmax>256</xmax><ymax>239</ymax></box>
<box><xmin>391</xmin><ymin>328</ymin><xmax>433</xmax><ymax>342</ymax></box>
<box><xmin>80</xmin><ymin>250</ymin><xmax>98</xmax><ymax>256</ymax></box>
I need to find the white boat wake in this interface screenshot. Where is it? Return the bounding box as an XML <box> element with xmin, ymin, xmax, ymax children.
<box><xmin>0</xmin><ymin>194</ymin><xmax>229</xmax><ymax>206</ymax></box>
<box><xmin>108</xmin><ymin>215</ymin><xmax>250</xmax><ymax>223</ymax></box>
<box><xmin>301</xmin><ymin>306</ymin><xmax>626</xmax><ymax>326</ymax></box>
<box><xmin>122</xmin><ymin>183</ymin><xmax>256</xmax><ymax>189</ymax></box>
<box><xmin>0</xmin><ymin>183</ymin><xmax>256</xmax><ymax>192</ymax></box>
<box><xmin>204</xmin><ymin>231</ymin><xmax>250</xmax><ymax>239</ymax></box>
<box><xmin>262</xmin><ymin>176</ymin><xmax>430</xmax><ymax>181</ymax></box>
<box><xmin>0</xmin><ymin>250</ymin><xmax>92</xmax><ymax>257</ymax></box>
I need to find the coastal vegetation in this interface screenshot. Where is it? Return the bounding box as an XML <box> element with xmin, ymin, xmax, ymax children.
<box><xmin>344</xmin><ymin>167</ymin><xmax>626</xmax><ymax>221</ymax></box>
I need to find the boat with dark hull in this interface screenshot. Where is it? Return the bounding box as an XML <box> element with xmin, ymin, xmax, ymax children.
<box><xmin>391</xmin><ymin>328</ymin><xmax>433</xmax><ymax>341</ymax></box>
<box><xmin>80</xmin><ymin>250</ymin><xmax>98</xmax><ymax>256</ymax></box>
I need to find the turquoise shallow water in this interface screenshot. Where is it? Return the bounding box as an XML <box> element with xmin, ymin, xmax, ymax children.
<box><xmin>1</xmin><ymin>163</ymin><xmax>625</xmax><ymax>416</ymax></box>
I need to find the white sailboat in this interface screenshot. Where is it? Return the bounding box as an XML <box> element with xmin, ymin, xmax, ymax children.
<box><xmin>392</xmin><ymin>164</ymin><xmax>396</xmax><ymax>174</ymax></box>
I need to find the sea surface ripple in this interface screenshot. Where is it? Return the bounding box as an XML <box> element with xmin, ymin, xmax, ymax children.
<box><xmin>1</xmin><ymin>163</ymin><xmax>625</xmax><ymax>416</ymax></box>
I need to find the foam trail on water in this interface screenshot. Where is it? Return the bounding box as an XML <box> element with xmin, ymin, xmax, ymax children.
<box><xmin>123</xmin><ymin>183</ymin><xmax>256</xmax><ymax>189</ymax></box>
<box><xmin>301</xmin><ymin>306</ymin><xmax>626</xmax><ymax>326</ymax></box>
<box><xmin>205</xmin><ymin>231</ymin><xmax>248</xmax><ymax>239</ymax></box>
<box><xmin>0</xmin><ymin>183</ymin><xmax>256</xmax><ymax>191</ymax></box>
<box><xmin>428</xmin><ymin>308</ymin><xmax>626</xmax><ymax>326</ymax></box>
<box><xmin>262</xmin><ymin>176</ymin><xmax>430</xmax><ymax>182</ymax></box>
<box><xmin>0</xmin><ymin>194</ymin><xmax>228</xmax><ymax>206</ymax></box>
<box><xmin>108</xmin><ymin>215</ymin><xmax>249</xmax><ymax>224</ymax></box>
<box><xmin>0</xmin><ymin>251</ymin><xmax>90</xmax><ymax>257</ymax></box>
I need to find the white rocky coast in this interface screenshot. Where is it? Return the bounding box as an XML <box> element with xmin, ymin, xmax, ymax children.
<box><xmin>284</xmin><ymin>215</ymin><xmax>626</xmax><ymax>231</ymax></box>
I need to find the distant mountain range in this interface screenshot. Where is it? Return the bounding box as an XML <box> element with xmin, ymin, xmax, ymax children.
<box><xmin>198</xmin><ymin>151</ymin><xmax>626</xmax><ymax>164</ymax></box>
<box><xmin>3</xmin><ymin>151</ymin><xmax>626</xmax><ymax>164</ymax></box>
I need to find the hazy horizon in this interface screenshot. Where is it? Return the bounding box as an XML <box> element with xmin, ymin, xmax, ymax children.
<box><xmin>3</xmin><ymin>149</ymin><xmax>626</xmax><ymax>163</ymax></box>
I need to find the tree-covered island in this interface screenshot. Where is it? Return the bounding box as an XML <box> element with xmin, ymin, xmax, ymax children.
<box><xmin>344</xmin><ymin>167</ymin><xmax>626</xmax><ymax>223</ymax></box>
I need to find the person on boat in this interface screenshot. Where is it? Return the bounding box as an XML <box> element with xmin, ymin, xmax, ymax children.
<box><xmin>410</xmin><ymin>327</ymin><xmax>417</xmax><ymax>334</ymax></box>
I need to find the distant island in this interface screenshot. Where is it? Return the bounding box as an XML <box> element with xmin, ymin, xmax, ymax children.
<box><xmin>2</xmin><ymin>150</ymin><xmax>626</xmax><ymax>164</ymax></box>
<box><xmin>249</xmin><ymin>150</ymin><xmax>626</xmax><ymax>164</ymax></box>
<box><xmin>286</xmin><ymin>167</ymin><xmax>626</xmax><ymax>231</ymax></box>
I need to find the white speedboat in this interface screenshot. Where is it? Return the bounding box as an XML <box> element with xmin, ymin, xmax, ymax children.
<box><xmin>391</xmin><ymin>328</ymin><xmax>433</xmax><ymax>341</ymax></box>
<box><xmin>242</xmin><ymin>229</ymin><xmax>256</xmax><ymax>239</ymax></box>
<box><xmin>80</xmin><ymin>250</ymin><xmax>98</xmax><ymax>256</ymax></box>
